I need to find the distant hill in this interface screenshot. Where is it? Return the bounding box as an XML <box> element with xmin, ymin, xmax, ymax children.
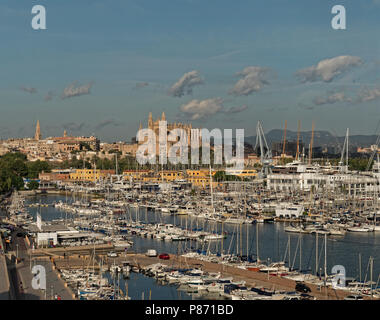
<box><xmin>245</xmin><ymin>129</ymin><xmax>379</xmax><ymax>149</ymax></box>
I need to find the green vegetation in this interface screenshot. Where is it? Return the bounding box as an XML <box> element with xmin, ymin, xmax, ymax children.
<box><xmin>0</xmin><ymin>153</ymin><xmax>51</xmax><ymax>194</ymax></box>
<box><xmin>27</xmin><ymin>180</ymin><xmax>40</xmax><ymax>190</ymax></box>
<box><xmin>0</xmin><ymin>153</ymin><xmax>27</xmax><ymax>193</ymax></box>
<box><xmin>27</xmin><ymin>160</ymin><xmax>51</xmax><ymax>178</ymax></box>
<box><xmin>213</xmin><ymin>171</ymin><xmax>242</xmax><ymax>182</ymax></box>
<box><xmin>348</xmin><ymin>158</ymin><xmax>372</xmax><ymax>171</ymax></box>
<box><xmin>317</xmin><ymin>157</ymin><xmax>372</xmax><ymax>171</ymax></box>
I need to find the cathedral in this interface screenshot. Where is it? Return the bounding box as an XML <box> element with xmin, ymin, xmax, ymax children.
<box><xmin>35</xmin><ymin>120</ymin><xmax>42</xmax><ymax>141</ymax></box>
<box><xmin>144</xmin><ymin>112</ymin><xmax>193</xmax><ymax>137</ymax></box>
<box><xmin>139</xmin><ymin>112</ymin><xmax>198</xmax><ymax>155</ymax></box>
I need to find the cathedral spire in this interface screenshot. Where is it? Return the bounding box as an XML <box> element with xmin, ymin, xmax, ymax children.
<box><xmin>148</xmin><ymin>112</ymin><xmax>153</xmax><ymax>129</ymax></box>
<box><xmin>161</xmin><ymin>112</ymin><xmax>166</xmax><ymax>121</ymax></box>
<box><xmin>35</xmin><ymin>120</ymin><xmax>41</xmax><ymax>141</ymax></box>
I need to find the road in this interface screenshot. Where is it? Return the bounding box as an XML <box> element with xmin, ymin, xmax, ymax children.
<box><xmin>8</xmin><ymin>226</ymin><xmax>74</xmax><ymax>300</ymax></box>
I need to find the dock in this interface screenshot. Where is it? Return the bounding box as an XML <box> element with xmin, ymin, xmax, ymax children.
<box><xmin>49</xmin><ymin>250</ymin><xmax>374</xmax><ymax>300</ymax></box>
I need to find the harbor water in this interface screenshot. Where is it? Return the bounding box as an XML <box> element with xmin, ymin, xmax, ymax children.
<box><xmin>25</xmin><ymin>194</ymin><xmax>380</xmax><ymax>283</ymax></box>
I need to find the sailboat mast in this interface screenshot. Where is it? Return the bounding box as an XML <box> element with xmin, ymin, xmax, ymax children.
<box><xmin>324</xmin><ymin>233</ymin><xmax>327</xmax><ymax>286</ymax></box>
<box><xmin>288</xmin><ymin>234</ymin><xmax>290</xmax><ymax>270</ymax></box>
<box><xmin>246</xmin><ymin>222</ymin><xmax>249</xmax><ymax>260</ymax></box>
<box><xmin>370</xmin><ymin>256</ymin><xmax>373</xmax><ymax>299</ymax></box>
<box><xmin>296</xmin><ymin>120</ymin><xmax>301</xmax><ymax>161</ymax></box>
<box><xmin>315</xmin><ymin>233</ymin><xmax>318</xmax><ymax>275</ymax></box>
<box><xmin>299</xmin><ymin>235</ymin><xmax>302</xmax><ymax>272</ymax></box>
<box><xmin>309</xmin><ymin>121</ymin><xmax>315</xmax><ymax>165</ymax></box>
<box><xmin>256</xmin><ymin>222</ymin><xmax>259</xmax><ymax>263</ymax></box>
<box><xmin>209</xmin><ymin>165</ymin><xmax>214</xmax><ymax>212</ymax></box>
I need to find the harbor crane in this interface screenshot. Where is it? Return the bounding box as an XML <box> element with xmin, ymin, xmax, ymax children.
<box><xmin>366</xmin><ymin>129</ymin><xmax>380</xmax><ymax>172</ymax></box>
<box><xmin>255</xmin><ymin>121</ymin><xmax>273</xmax><ymax>178</ymax></box>
<box><xmin>339</xmin><ymin>128</ymin><xmax>349</xmax><ymax>173</ymax></box>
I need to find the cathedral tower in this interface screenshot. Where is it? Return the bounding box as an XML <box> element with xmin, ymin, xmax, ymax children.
<box><xmin>35</xmin><ymin>120</ymin><xmax>42</xmax><ymax>141</ymax></box>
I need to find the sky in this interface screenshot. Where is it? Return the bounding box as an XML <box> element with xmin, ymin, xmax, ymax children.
<box><xmin>0</xmin><ymin>0</ymin><xmax>379</xmax><ymax>142</ymax></box>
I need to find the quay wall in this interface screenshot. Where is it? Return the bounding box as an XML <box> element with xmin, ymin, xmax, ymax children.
<box><xmin>50</xmin><ymin>252</ymin><xmax>368</xmax><ymax>300</ymax></box>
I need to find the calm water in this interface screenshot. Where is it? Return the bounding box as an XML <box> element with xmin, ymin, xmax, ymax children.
<box><xmin>104</xmin><ymin>271</ymin><xmax>193</xmax><ymax>300</ymax></box>
<box><xmin>26</xmin><ymin>194</ymin><xmax>380</xmax><ymax>282</ymax></box>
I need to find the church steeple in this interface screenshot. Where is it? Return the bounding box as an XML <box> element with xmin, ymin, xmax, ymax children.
<box><xmin>161</xmin><ymin>112</ymin><xmax>166</xmax><ymax>121</ymax></box>
<box><xmin>35</xmin><ymin>120</ymin><xmax>41</xmax><ymax>141</ymax></box>
<box><xmin>148</xmin><ymin>112</ymin><xmax>153</xmax><ymax>129</ymax></box>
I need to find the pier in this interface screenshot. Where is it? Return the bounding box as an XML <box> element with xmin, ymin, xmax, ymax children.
<box><xmin>46</xmin><ymin>248</ymin><xmax>373</xmax><ymax>300</ymax></box>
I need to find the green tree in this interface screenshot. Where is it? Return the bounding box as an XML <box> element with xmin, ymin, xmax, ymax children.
<box><xmin>27</xmin><ymin>180</ymin><xmax>40</xmax><ymax>190</ymax></box>
<box><xmin>27</xmin><ymin>160</ymin><xmax>51</xmax><ymax>179</ymax></box>
<box><xmin>0</xmin><ymin>152</ymin><xmax>28</xmax><ymax>193</ymax></box>
<box><xmin>213</xmin><ymin>171</ymin><xmax>241</xmax><ymax>182</ymax></box>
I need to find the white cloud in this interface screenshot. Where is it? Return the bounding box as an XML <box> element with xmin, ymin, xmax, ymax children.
<box><xmin>296</xmin><ymin>56</ymin><xmax>363</xmax><ymax>83</ymax></box>
<box><xmin>61</xmin><ymin>81</ymin><xmax>93</xmax><ymax>99</ymax></box>
<box><xmin>358</xmin><ymin>87</ymin><xmax>380</xmax><ymax>102</ymax></box>
<box><xmin>229</xmin><ymin>66</ymin><xmax>270</xmax><ymax>96</ymax></box>
<box><xmin>168</xmin><ymin>70</ymin><xmax>203</xmax><ymax>97</ymax></box>
<box><xmin>180</xmin><ymin>98</ymin><xmax>224</xmax><ymax>120</ymax></box>
<box><xmin>179</xmin><ymin>98</ymin><xmax>247</xmax><ymax>120</ymax></box>
<box><xmin>313</xmin><ymin>92</ymin><xmax>351</xmax><ymax>105</ymax></box>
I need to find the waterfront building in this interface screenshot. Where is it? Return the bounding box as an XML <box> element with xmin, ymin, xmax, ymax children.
<box><xmin>39</xmin><ymin>169</ymin><xmax>73</xmax><ymax>182</ymax></box>
<box><xmin>267</xmin><ymin>161</ymin><xmax>380</xmax><ymax>195</ymax></box>
<box><xmin>122</xmin><ymin>170</ymin><xmax>153</xmax><ymax>181</ymax></box>
<box><xmin>158</xmin><ymin>170</ymin><xmax>184</xmax><ymax>182</ymax></box>
<box><xmin>275</xmin><ymin>203</ymin><xmax>304</xmax><ymax>218</ymax></box>
<box><xmin>69</xmin><ymin>169</ymin><xmax>115</xmax><ymax>182</ymax></box>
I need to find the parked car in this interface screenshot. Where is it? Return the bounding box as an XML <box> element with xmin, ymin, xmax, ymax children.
<box><xmin>158</xmin><ymin>253</ymin><xmax>170</xmax><ymax>260</ymax></box>
<box><xmin>146</xmin><ymin>249</ymin><xmax>157</xmax><ymax>257</ymax></box>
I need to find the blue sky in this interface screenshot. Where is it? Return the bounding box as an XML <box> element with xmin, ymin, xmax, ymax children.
<box><xmin>0</xmin><ymin>0</ymin><xmax>379</xmax><ymax>141</ymax></box>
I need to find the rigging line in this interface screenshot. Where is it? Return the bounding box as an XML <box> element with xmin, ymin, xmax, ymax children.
<box><xmin>305</xmin><ymin>242</ymin><xmax>314</xmax><ymax>272</ymax></box>
<box><xmin>317</xmin><ymin>236</ymin><xmax>325</xmax><ymax>275</ymax></box>
<box><xmin>291</xmin><ymin>236</ymin><xmax>300</xmax><ymax>270</ymax></box>
<box><xmin>362</xmin><ymin>258</ymin><xmax>371</xmax><ymax>287</ymax></box>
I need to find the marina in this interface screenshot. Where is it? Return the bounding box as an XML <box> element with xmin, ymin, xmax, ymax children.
<box><xmin>2</xmin><ymin>173</ymin><xmax>380</xmax><ymax>301</ymax></box>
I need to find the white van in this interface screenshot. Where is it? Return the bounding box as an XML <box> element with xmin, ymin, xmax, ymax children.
<box><xmin>146</xmin><ymin>249</ymin><xmax>157</xmax><ymax>257</ymax></box>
